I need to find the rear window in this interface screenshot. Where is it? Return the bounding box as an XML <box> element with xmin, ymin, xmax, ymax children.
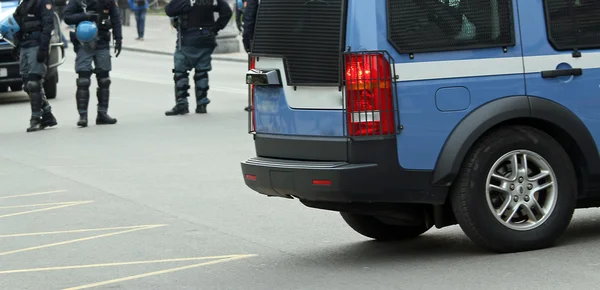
<box><xmin>387</xmin><ymin>0</ymin><xmax>515</xmax><ymax>53</ymax></box>
<box><xmin>252</xmin><ymin>0</ymin><xmax>345</xmax><ymax>86</ymax></box>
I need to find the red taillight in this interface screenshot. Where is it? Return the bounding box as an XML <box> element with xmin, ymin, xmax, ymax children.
<box><xmin>344</xmin><ymin>53</ymin><xmax>395</xmax><ymax>137</ymax></box>
<box><xmin>245</xmin><ymin>174</ymin><xmax>257</xmax><ymax>181</ymax></box>
<box><xmin>312</xmin><ymin>179</ymin><xmax>332</xmax><ymax>186</ymax></box>
<box><xmin>248</xmin><ymin>56</ymin><xmax>257</xmax><ymax>132</ymax></box>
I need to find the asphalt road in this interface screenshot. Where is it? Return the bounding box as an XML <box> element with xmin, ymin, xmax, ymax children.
<box><xmin>1</xmin><ymin>50</ymin><xmax>600</xmax><ymax>289</ymax></box>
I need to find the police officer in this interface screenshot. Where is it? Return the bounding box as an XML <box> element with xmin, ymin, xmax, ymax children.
<box><xmin>242</xmin><ymin>0</ymin><xmax>257</xmax><ymax>54</ymax></box>
<box><xmin>63</xmin><ymin>0</ymin><xmax>122</xmax><ymax>127</ymax></box>
<box><xmin>2</xmin><ymin>0</ymin><xmax>58</xmax><ymax>132</ymax></box>
<box><xmin>164</xmin><ymin>0</ymin><xmax>232</xmax><ymax>116</ymax></box>
<box><xmin>242</xmin><ymin>0</ymin><xmax>258</xmax><ymax>112</ymax></box>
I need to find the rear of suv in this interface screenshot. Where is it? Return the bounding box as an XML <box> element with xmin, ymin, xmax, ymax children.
<box><xmin>241</xmin><ymin>0</ymin><xmax>600</xmax><ymax>253</ymax></box>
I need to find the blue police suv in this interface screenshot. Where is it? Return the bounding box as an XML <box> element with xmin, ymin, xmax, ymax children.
<box><xmin>241</xmin><ymin>0</ymin><xmax>600</xmax><ymax>253</ymax></box>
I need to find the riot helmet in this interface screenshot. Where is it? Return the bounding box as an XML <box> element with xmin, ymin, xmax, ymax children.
<box><xmin>0</xmin><ymin>15</ymin><xmax>20</xmax><ymax>46</ymax></box>
<box><xmin>75</xmin><ymin>21</ymin><xmax>98</xmax><ymax>43</ymax></box>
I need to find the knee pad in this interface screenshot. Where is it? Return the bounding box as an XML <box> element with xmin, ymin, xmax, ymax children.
<box><xmin>98</xmin><ymin>77</ymin><xmax>111</xmax><ymax>88</ymax></box>
<box><xmin>76</xmin><ymin>77</ymin><xmax>91</xmax><ymax>88</ymax></box>
<box><xmin>173</xmin><ymin>71</ymin><xmax>189</xmax><ymax>82</ymax></box>
<box><xmin>193</xmin><ymin>71</ymin><xmax>208</xmax><ymax>81</ymax></box>
<box><xmin>26</xmin><ymin>80</ymin><xmax>41</xmax><ymax>92</ymax></box>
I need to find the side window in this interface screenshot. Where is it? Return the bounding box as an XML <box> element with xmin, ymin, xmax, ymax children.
<box><xmin>387</xmin><ymin>0</ymin><xmax>515</xmax><ymax>53</ymax></box>
<box><xmin>544</xmin><ymin>0</ymin><xmax>600</xmax><ymax>51</ymax></box>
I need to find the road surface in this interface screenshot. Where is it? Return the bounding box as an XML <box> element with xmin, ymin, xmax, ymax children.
<box><xmin>0</xmin><ymin>50</ymin><xmax>600</xmax><ymax>289</ymax></box>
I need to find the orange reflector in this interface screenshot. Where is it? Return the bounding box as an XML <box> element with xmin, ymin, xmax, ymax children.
<box><xmin>312</xmin><ymin>179</ymin><xmax>332</xmax><ymax>186</ymax></box>
<box><xmin>245</xmin><ymin>174</ymin><xmax>257</xmax><ymax>181</ymax></box>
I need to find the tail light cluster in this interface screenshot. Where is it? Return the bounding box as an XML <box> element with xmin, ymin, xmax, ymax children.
<box><xmin>248</xmin><ymin>56</ymin><xmax>257</xmax><ymax>133</ymax></box>
<box><xmin>344</xmin><ymin>52</ymin><xmax>396</xmax><ymax>137</ymax></box>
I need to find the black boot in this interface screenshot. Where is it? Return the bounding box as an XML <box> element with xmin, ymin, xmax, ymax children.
<box><xmin>41</xmin><ymin>111</ymin><xmax>58</xmax><ymax>128</ymax></box>
<box><xmin>27</xmin><ymin>117</ymin><xmax>43</xmax><ymax>132</ymax></box>
<box><xmin>41</xmin><ymin>99</ymin><xmax>57</xmax><ymax>129</ymax></box>
<box><xmin>76</xmin><ymin>76</ymin><xmax>91</xmax><ymax>127</ymax></box>
<box><xmin>195</xmin><ymin>100</ymin><xmax>210</xmax><ymax>114</ymax></box>
<box><xmin>96</xmin><ymin>77</ymin><xmax>117</xmax><ymax>125</ymax></box>
<box><xmin>165</xmin><ymin>105</ymin><xmax>189</xmax><ymax>116</ymax></box>
<box><xmin>78</xmin><ymin>113</ymin><xmax>88</xmax><ymax>127</ymax></box>
<box><xmin>166</xmin><ymin>70</ymin><xmax>190</xmax><ymax>116</ymax></box>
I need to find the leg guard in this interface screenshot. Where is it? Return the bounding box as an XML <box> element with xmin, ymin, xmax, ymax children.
<box><xmin>95</xmin><ymin>71</ymin><xmax>117</xmax><ymax>125</ymax></box>
<box><xmin>174</xmin><ymin>69</ymin><xmax>190</xmax><ymax>106</ymax></box>
<box><xmin>26</xmin><ymin>76</ymin><xmax>43</xmax><ymax>132</ymax></box>
<box><xmin>194</xmin><ymin>71</ymin><xmax>210</xmax><ymax>114</ymax></box>
<box><xmin>76</xmin><ymin>73</ymin><xmax>92</xmax><ymax>127</ymax></box>
<box><xmin>96</xmin><ymin>75</ymin><xmax>111</xmax><ymax>113</ymax></box>
<box><xmin>26</xmin><ymin>77</ymin><xmax>43</xmax><ymax>118</ymax></box>
<box><xmin>165</xmin><ymin>69</ymin><xmax>191</xmax><ymax>116</ymax></box>
<box><xmin>193</xmin><ymin>71</ymin><xmax>210</xmax><ymax>105</ymax></box>
<box><xmin>76</xmin><ymin>73</ymin><xmax>91</xmax><ymax>114</ymax></box>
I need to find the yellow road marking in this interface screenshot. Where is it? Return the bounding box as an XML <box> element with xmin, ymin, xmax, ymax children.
<box><xmin>0</xmin><ymin>225</ymin><xmax>165</xmax><ymax>238</ymax></box>
<box><xmin>0</xmin><ymin>201</ymin><xmax>94</xmax><ymax>219</ymax></box>
<box><xmin>0</xmin><ymin>254</ymin><xmax>257</xmax><ymax>274</ymax></box>
<box><xmin>63</xmin><ymin>255</ymin><xmax>257</xmax><ymax>290</ymax></box>
<box><xmin>0</xmin><ymin>201</ymin><xmax>91</xmax><ymax>209</ymax></box>
<box><xmin>0</xmin><ymin>190</ymin><xmax>68</xmax><ymax>199</ymax></box>
<box><xmin>0</xmin><ymin>224</ymin><xmax>166</xmax><ymax>257</ymax></box>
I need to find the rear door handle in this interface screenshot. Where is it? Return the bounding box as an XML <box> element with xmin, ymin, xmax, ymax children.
<box><xmin>541</xmin><ymin>68</ymin><xmax>583</xmax><ymax>78</ymax></box>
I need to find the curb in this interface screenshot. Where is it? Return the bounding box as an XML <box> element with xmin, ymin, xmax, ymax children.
<box><xmin>120</xmin><ymin>46</ymin><xmax>248</xmax><ymax>63</ymax></box>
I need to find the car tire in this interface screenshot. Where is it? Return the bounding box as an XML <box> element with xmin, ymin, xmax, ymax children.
<box><xmin>0</xmin><ymin>85</ymin><xmax>7</xmax><ymax>93</ymax></box>
<box><xmin>10</xmin><ymin>84</ymin><xmax>22</xmax><ymax>92</ymax></box>
<box><xmin>340</xmin><ymin>212</ymin><xmax>431</xmax><ymax>241</ymax></box>
<box><xmin>450</xmin><ymin>125</ymin><xmax>577</xmax><ymax>253</ymax></box>
<box><xmin>44</xmin><ymin>76</ymin><xmax>57</xmax><ymax>99</ymax></box>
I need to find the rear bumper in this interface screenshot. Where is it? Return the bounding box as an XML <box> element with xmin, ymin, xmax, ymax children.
<box><xmin>241</xmin><ymin>135</ymin><xmax>448</xmax><ymax>205</ymax></box>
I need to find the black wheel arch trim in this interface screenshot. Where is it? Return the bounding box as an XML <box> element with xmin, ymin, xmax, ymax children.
<box><xmin>431</xmin><ymin>95</ymin><xmax>600</xmax><ymax>186</ymax></box>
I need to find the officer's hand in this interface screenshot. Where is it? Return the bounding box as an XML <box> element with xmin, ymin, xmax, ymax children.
<box><xmin>211</xmin><ymin>24</ymin><xmax>220</xmax><ymax>36</ymax></box>
<box><xmin>36</xmin><ymin>49</ymin><xmax>48</xmax><ymax>63</ymax></box>
<box><xmin>114</xmin><ymin>39</ymin><xmax>122</xmax><ymax>57</ymax></box>
<box><xmin>243</xmin><ymin>38</ymin><xmax>251</xmax><ymax>53</ymax></box>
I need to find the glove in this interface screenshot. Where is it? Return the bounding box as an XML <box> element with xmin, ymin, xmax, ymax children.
<box><xmin>36</xmin><ymin>48</ymin><xmax>48</xmax><ymax>63</ymax></box>
<box><xmin>243</xmin><ymin>38</ymin><xmax>251</xmax><ymax>53</ymax></box>
<box><xmin>114</xmin><ymin>39</ymin><xmax>122</xmax><ymax>57</ymax></box>
<box><xmin>211</xmin><ymin>24</ymin><xmax>220</xmax><ymax>36</ymax></box>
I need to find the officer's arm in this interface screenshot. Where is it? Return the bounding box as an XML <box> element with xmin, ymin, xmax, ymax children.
<box><xmin>40</xmin><ymin>0</ymin><xmax>55</xmax><ymax>49</ymax></box>
<box><xmin>242</xmin><ymin>0</ymin><xmax>258</xmax><ymax>42</ymax></box>
<box><xmin>63</xmin><ymin>0</ymin><xmax>85</xmax><ymax>25</ymax></box>
<box><xmin>214</xmin><ymin>0</ymin><xmax>232</xmax><ymax>31</ymax></box>
<box><xmin>109</xmin><ymin>0</ymin><xmax>122</xmax><ymax>41</ymax></box>
<box><xmin>164</xmin><ymin>0</ymin><xmax>191</xmax><ymax>17</ymax></box>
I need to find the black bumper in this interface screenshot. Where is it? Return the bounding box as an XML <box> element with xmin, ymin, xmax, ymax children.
<box><xmin>0</xmin><ymin>46</ymin><xmax>21</xmax><ymax>84</ymax></box>
<box><xmin>241</xmin><ymin>134</ymin><xmax>449</xmax><ymax>205</ymax></box>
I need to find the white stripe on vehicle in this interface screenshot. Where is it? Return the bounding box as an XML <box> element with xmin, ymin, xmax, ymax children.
<box><xmin>393</xmin><ymin>52</ymin><xmax>600</xmax><ymax>82</ymax></box>
<box><xmin>255</xmin><ymin>52</ymin><xmax>600</xmax><ymax>110</ymax></box>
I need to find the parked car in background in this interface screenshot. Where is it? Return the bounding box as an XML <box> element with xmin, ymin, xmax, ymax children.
<box><xmin>0</xmin><ymin>0</ymin><xmax>66</xmax><ymax>99</ymax></box>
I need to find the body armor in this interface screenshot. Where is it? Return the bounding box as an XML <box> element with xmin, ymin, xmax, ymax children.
<box><xmin>180</xmin><ymin>0</ymin><xmax>215</xmax><ymax>29</ymax></box>
<box><xmin>14</xmin><ymin>0</ymin><xmax>42</xmax><ymax>34</ymax></box>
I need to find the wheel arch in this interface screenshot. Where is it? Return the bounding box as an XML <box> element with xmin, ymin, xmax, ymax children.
<box><xmin>431</xmin><ymin>96</ymin><xmax>600</xmax><ymax>199</ymax></box>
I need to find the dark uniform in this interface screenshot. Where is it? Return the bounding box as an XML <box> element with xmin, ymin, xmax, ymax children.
<box><xmin>13</xmin><ymin>0</ymin><xmax>58</xmax><ymax>132</ymax></box>
<box><xmin>241</xmin><ymin>0</ymin><xmax>258</xmax><ymax>112</ymax></box>
<box><xmin>164</xmin><ymin>0</ymin><xmax>232</xmax><ymax>116</ymax></box>
<box><xmin>63</xmin><ymin>0</ymin><xmax>122</xmax><ymax>127</ymax></box>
